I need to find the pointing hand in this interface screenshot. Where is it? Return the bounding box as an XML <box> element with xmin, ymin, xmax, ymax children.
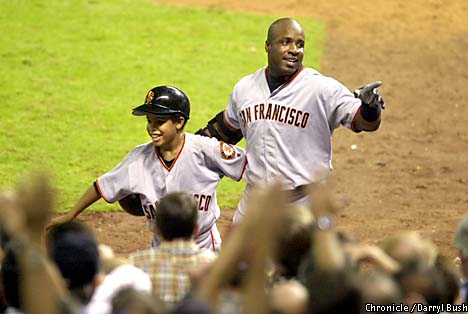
<box><xmin>354</xmin><ymin>81</ymin><xmax>385</xmax><ymax>109</ymax></box>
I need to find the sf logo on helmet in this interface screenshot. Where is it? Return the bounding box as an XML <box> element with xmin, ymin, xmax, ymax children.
<box><xmin>146</xmin><ymin>91</ymin><xmax>155</xmax><ymax>104</ymax></box>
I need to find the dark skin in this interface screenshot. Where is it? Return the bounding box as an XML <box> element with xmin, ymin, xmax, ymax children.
<box><xmin>265</xmin><ymin>18</ymin><xmax>305</xmax><ymax>78</ymax></box>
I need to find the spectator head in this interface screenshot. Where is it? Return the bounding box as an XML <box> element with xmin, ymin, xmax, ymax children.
<box><xmin>358</xmin><ymin>271</ymin><xmax>402</xmax><ymax>311</ymax></box>
<box><xmin>395</xmin><ymin>266</ymin><xmax>446</xmax><ymax>307</ymax></box>
<box><xmin>46</xmin><ymin>221</ymin><xmax>99</xmax><ymax>304</ymax></box>
<box><xmin>434</xmin><ymin>255</ymin><xmax>461</xmax><ymax>304</ymax></box>
<box><xmin>305</xmin><ymin>270</ymin><xmax>362</xmax><ymax>314</ymax></box>
<box><xmin>381</xmin><ymin>231</ymin><xmax>437</xmax><ymax>269</ymax></box>
<box><xmin>111</xmin><ymin>287</ymin><xmax>166</xmax><ymax>314</ymax></box>
<box><xmin>269</xmin><ymin>279</ymin><xmax>309</xmax><ymax>314</ymax></box>
<box><xmin>155</xmin><ymin>192</ymin><xmax>198</xmax><ymax>241</ymax></box>
<box><xmin>455</xmin><ymin>216</ymin><xmax>468</xmax><ymax>259</ymax></box>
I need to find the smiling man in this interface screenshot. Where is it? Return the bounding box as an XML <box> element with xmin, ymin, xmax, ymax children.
<box><xmin>265</xmin><ymin>18</ymin><xmax>305</xmax><ymax>78</ymax></box>
<box><xmin>196</xmin><ymin>17</ymin><xmax>386</xmax><ymax>222</ymax></box>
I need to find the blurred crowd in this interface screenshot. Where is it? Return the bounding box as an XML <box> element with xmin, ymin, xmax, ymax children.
<box><xmin>0</xmin><ymin>171</ymin><xmax>467</xmax><ymax>314</ymax></box>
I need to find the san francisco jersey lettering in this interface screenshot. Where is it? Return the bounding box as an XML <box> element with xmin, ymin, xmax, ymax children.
<box><xmin>96</xmin><ymin>133</ymin><xmax>247</xmax><ymax>249</ymax></box>
<box><xmin>225</xmin><ymin>67</ymin><xmax>361</xmax><ymax>190</ymax></box>
<box><xmin>239</xmin><ymin>103</ymin><xmax>310</xmax><ymax>128</ymax></box>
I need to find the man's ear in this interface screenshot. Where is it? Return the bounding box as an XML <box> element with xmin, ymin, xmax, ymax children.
<box><xmin>265</xmin><ymin>40</ymin><xmax>270</xmax><ymax>53</ymax></box>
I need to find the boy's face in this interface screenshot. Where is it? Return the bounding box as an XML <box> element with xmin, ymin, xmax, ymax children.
<box><xmin>146</xmin><ymin>114</ymin><xmax>184</xmax><ymax>148</ymax></box>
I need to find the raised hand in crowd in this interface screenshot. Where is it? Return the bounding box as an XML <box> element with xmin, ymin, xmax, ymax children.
<box><xmin>0</xmin><ymin>171</ymin><xmax>70</xmax><ymax>314</ymax></box>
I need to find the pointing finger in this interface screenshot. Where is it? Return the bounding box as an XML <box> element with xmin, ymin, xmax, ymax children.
<box><xmin>365</xmin><ymin>81</ymin><xmax>382</xmax><ymax>90</ymax></box>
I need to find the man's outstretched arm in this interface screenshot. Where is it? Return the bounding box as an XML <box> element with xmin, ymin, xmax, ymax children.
<box><xmin>353</xmin><ymin>81</ymin><xmax>385</xmax><ymax>132</ymax></box>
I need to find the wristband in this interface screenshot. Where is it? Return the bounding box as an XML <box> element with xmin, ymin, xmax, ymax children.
<box><xmin>360</xmin><ymin>103</ymin><xmax>381</xmax><ymax>122</ymax></box>
<box><xmin>316</xmin><ymin>215</ymin><xmax>335</xmax><ymax>231</ymax></box>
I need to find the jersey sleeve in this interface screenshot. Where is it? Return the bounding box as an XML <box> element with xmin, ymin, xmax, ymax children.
<box><xmin>223</xmin><ymin>89</ymin><xmax>241</xmax><ymax>130</ymax></box>
<box><xmin>328</xmin><ymin>79</ymin><xmax>362</xmax><ymax>130</ymax></box>
<box><xmin>96</xmin><ymin>150</ymin><xmax>136</xmax><ymax>203</ymax></box>
<box><xmin>203</xmin><ymin>137</ymin><xmax>247</xmax><ymax>182</ymax></box>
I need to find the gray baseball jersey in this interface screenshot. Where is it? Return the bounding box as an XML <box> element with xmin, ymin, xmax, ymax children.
<box><xmin>224</xmin><ymin>67</ymin><xmax>361</xmax><ymax>219</ymax></box>
<box><xmin>96</xmin><ymin>133</ymin><xmax>247</xmax><ymax>250</ymax></box>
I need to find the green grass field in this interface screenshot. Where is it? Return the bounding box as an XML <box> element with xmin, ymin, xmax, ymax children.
<box><xmin>0</xmin><ymin>0</ymin><xmax>324</xmax><ymax>212</ymax></box>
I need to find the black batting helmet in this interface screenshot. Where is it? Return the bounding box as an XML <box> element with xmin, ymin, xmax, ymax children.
<box><xmin>132</xmin><ymin>86</ymin><xmax>190</xmax><ymax>120</ymax></box>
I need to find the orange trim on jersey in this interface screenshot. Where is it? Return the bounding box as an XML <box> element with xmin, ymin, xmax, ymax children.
<box><xmin>288</xmin><ymin>66</ymin><xmax>304</xmax><ymax>82</ymax></box>
<box><xmin>95</xmin><ymin>178</ymin><xmax>112</xmax><ymax>203</ymax></box>
<box><xmin>350</xmin><ymin>106</ymin><xmax>362</xmax><ymax>133</ymax></box>
<box><xmin>265</xmin><ymin>66</ymin><xmax>305</xmax><ymax>94</ymax></box>
<box><xmin>222</xmin><ymin>110</ymin><xmax>240</xmax><ymax>131</ymax></box>
<box><xmin>210</xmin><ymin>229</ymin><xmax>216</xmax><ymax>252</ymax></box>
<box><xmin>155</xmin><ymin>133</ymin><xmax>186</xmax><ymax>172</ymax></box>
<box><xmin>236</xmin><ymin>159</ymin><xmax>248</xmax><ymax>182</ymax></box>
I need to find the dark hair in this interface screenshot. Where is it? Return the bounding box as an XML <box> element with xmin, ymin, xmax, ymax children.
<box><xmin>1</xmin><ymin>239</ymin><xmax>82</xmax><ymax>312</ymax></box>
<box><xmin>1</xmin><ymin>240</ymin><xmax>23</xmax><ymax>309</ymax></box>
<box><xmin>155</xmin><ymin>192</ymin><xmax>198</xmax><ymax>241</ymax></box>
<box><xmin>0</xmin><ymin>228</ymin><xmax>10</xmax><ymax>251</ymax></box>
<box><xmin>394</xmin><ymin>265</ymin><xmax>447</xmax><ymax>307</ymax></box>
<box><xmin>435</xmin><ymin>255</ymin><xmax>461</xmax><ymax>305</ymax></box>
<box><xmin>306</xmin><ymin>270</ymin><xmax>362</xmax><ymax>314</ymax></box>
<box><xmin>46</xmin><ymin>221</ymin><xmax>99</xmax><ymax>296</ymax></box>
<box><xmin>172</xmin><ymin>295</ymin><xmax>210</xmax><ymax>314</ymax></box>
<box><xmin>168</xmin><ymin>115</ymin><xmax>188</xmax><ymax>130</ymax></box>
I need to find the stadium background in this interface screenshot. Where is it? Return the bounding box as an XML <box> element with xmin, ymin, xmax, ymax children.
<box><xmin>5</xmin><ymin>0</ymin><xmax>467</xmax><ymax>257</ymax></box>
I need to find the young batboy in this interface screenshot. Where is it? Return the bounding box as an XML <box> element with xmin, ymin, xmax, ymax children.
<box><xmin>48</xmin><ymin>86</ymin><xmax>247</xmax><ymax>251</ymax></box>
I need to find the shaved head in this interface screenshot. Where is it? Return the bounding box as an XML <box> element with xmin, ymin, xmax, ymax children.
<box><xmin>267</xmin><ymin>18</ymin><xmax>304</xmax><ymax>43</ymax></box>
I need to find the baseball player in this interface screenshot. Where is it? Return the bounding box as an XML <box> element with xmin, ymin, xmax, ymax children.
<box><xmin>48</xmin><ymin>86</ymin><xmax>247</xmax><ymax>251</ymax></box>
<box><xmin>196</xmin><ymin>18</ymin><xmax>385</xmax><ymax>222</ymax></box>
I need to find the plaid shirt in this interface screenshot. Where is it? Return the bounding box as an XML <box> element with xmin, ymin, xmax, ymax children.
<box><xmin>128</xmin><ymin>239</ymin><xmax>216</xmax><ymax>307</ymax></box>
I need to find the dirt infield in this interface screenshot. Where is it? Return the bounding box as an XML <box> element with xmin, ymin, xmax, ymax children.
<box><xmin>77</xmin><ymin>0</ymin><xmax>468</xmax><ymax>258</ymax></box>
